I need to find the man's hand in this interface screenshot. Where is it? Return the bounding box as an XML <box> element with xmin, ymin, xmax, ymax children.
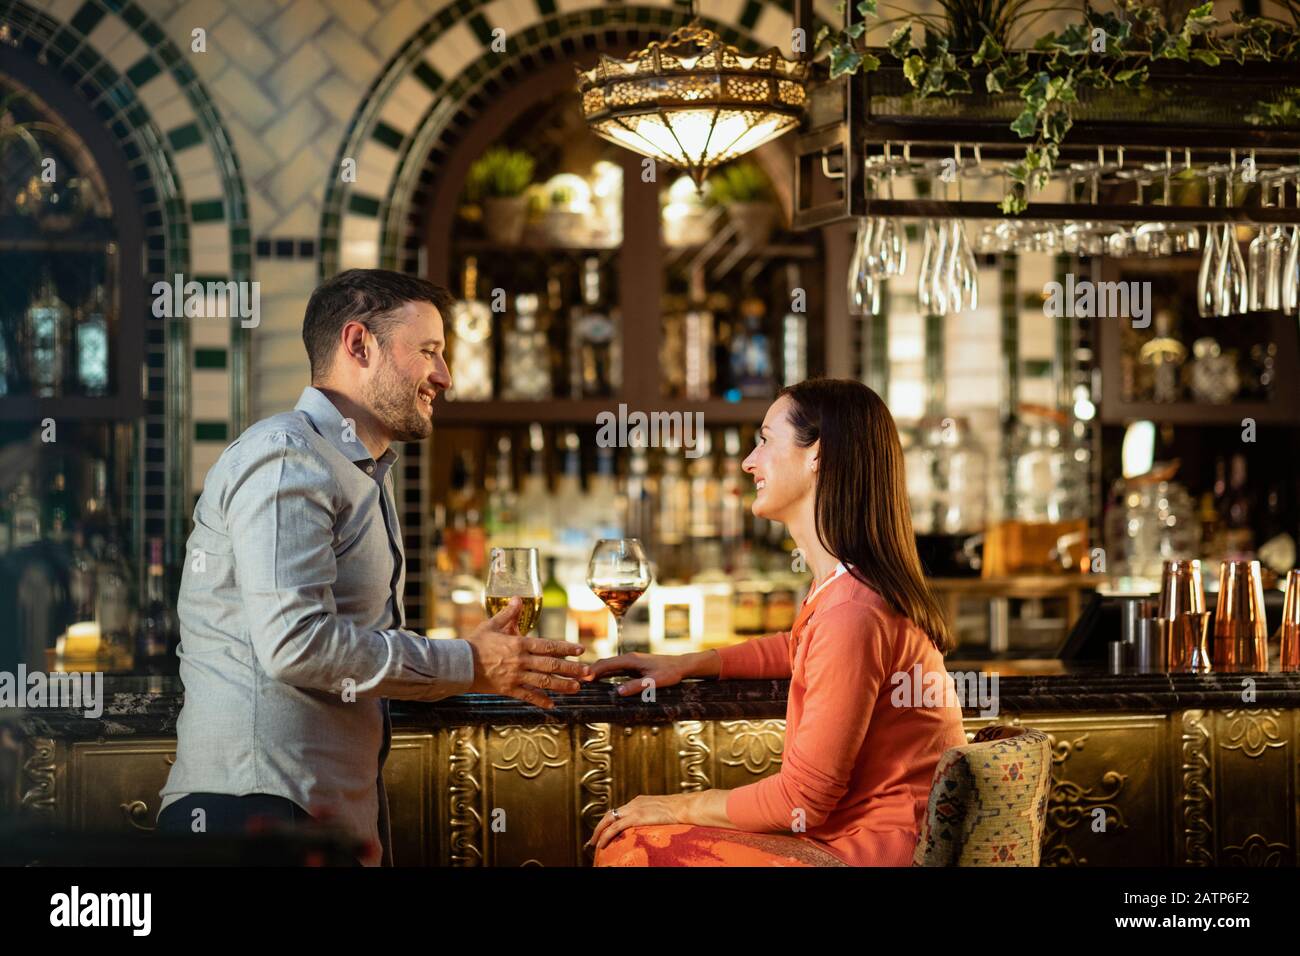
<box><xmin>463</xmin><ymin>597</ymin><xmax>589</xmax><ymax>709</ymax></box>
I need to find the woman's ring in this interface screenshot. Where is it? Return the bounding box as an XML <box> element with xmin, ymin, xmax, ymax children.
<box><xmin>610</xmin><ymin>808</ymin><xmax>621</xmax><ymax>820</ymax></box>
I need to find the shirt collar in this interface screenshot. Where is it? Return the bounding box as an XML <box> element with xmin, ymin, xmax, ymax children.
<box><xmin>295</xmin><ymin>386</ymin><xmax>399</xmax><ymax>468</ymax></box>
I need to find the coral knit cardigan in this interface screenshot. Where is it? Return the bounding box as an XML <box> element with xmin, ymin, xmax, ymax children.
<box><xmin>715</xmin><ymin>566</ymin><xmax>966</xmax><ymax>866</ymax></box>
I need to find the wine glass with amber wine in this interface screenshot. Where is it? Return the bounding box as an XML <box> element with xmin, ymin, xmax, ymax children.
<box><xmin>586</xmin><ymin>538</ymin><xmax>652</xmax><ymax>656</ymax></box>
<box><xmin>485</xmin><ymin>548</ymin><xmax>542</xmax><ymax>635</ymax></box>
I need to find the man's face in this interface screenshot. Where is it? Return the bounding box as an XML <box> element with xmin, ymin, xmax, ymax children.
<box><xmin>361</xmin><ymin>300</ymin><xmax>451</xmax><ymax>443</ymax></box>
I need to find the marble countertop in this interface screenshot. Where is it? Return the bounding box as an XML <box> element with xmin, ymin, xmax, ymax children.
<box><xmin>6</xmin><ymin>665</ymin><xmax>1300</xmax><ymax>739</ymax></box>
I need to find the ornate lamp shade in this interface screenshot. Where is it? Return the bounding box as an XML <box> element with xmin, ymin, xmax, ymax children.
<box><xmin>576</xmin><ymin>21</ymin><xmax>807</xmax><ymax>188</ymax></box>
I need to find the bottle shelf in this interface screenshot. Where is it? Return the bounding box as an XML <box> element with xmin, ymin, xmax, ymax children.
<box><xmin>433</xmin><ymin>396</ymin><xmax>776</xmax><ymax>426</ymax></box>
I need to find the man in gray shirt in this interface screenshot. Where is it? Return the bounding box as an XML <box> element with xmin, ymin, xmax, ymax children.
<box><xmin>157</xmin><ymin>269</ymin><xmax>586</xmax><ymax>864</ymax></box>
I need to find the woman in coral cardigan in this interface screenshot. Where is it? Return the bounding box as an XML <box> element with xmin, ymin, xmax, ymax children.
<box><xmin>585</xmin><ymin>378</ymin><xmax>966</xmax><ymax>866</ymax></box>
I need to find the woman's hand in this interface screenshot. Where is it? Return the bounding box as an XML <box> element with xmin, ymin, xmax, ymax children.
<box><xmin>583</xmin><ymin>650</ymin><xmax>720</xmax><ymax>696</ymax></box>
<box><xmin>587</xmin><ymin>793</ymin><xmax>688</xmax><ymax>851</ymax></box>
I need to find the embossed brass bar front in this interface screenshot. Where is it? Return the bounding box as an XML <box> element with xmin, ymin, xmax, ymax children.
<box><xmin>8</xmin><ymin>674</ymin><xmax>1300</xmax><ymax>866</ymax></box>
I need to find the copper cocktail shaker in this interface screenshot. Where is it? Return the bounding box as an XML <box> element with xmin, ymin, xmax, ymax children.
<box><xmin>1159</xmin><ymin>559</ymin><xmax>1211</xmax><ymax>673</ymax></box>
<box><xmin>1279</xmin><ymin>569</ymin><xmax>1299</xmax><ymax>673</ymax></box>
<box><xmin>1213</xmin><ymin>559</ymin><xmax>1269</xmax><ymax>673</ymax></box>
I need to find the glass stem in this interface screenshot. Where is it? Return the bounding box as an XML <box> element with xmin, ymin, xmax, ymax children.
<box><xmin>615</xmin><ymin>614</ymin><xmax>625</xmax><ymax>656</ymax></box>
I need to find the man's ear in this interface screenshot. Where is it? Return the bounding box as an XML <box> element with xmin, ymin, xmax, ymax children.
<box><xmin>339</xmin><ymin>321</ymin><xmax>371</xmax><ymax>366</ymax></box>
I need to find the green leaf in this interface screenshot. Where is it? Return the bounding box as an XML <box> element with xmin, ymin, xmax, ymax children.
<box><xmin>845</xmin><ymin>22</ymin><xmax>865</xmax><ymax>39</ymax></box>
<box><xmin>945</xmin><ymin>69</ymin><xmax>972</xmax><ymax>94</ymax></box>
<box><xmin>973</xmin><ymin>33</ymin><xmax>1002</xmax><ymax>66</ymax></box>
<box><xmin>829</xmin><ymin>45</ymin><xmax>864</xmax><ymax>78</ymax></box>
<box><xmin>887</xmin><ymin>24</ymin><xmax>912</xmax><ymax>60</ymax></box>
<box><xmin>903</xmin><ymin>54</ymin><xmax>927</xmax><ymax>87</ymax></box>
<box><xmin>1000</xmin><ymin>192</ymin><xmax>1029</xmax><ymax>215</ymax></box>
<box><xmin>860</xmin><ymin>52</ymin><xmax>881</xmax><ymax>73</ymax></box>
<box><xmin>1190</xmin><ymin>48</ymin><xmax>1220</xmax><ymax>66</ymax></box>
<box><xmin>855</xmin><ymin>0</ymin><xmax>877</xmax><ymax>18</ymax></box>
<box><xmin>1010</xmin><ymin>107</ymin><xmax>1039</xmax><ymax>138</ymax></box>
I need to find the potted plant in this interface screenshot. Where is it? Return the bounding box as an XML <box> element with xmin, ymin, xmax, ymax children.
<box><xmin>708</xmin><ymin>160</ymin><xmax>779</xmax><ymax>247</ymax></box>
<box><xmin>466</xmin><ymin>147</ymin><xmax>535</xmax><ymax>245</ymax></box>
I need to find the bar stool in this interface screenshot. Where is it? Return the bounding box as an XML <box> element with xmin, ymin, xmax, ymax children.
<box><xmin>912</xmin><ymin>725</ymin><xmax>1053</xmax><ymax>866</ymax></box>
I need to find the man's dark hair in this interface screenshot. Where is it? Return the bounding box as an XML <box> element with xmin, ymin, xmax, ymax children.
<box><xmin>302</xmin><ymin>268</ymin><xmax>453</xmax><ymax>379</ymax></box>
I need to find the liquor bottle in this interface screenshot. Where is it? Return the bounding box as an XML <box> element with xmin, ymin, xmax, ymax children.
<box><xmin>543</xmin><ymin>270</ymin><xmax>568</xmax><ymax>399</ymax></box>
<box><xmin>81</xmin><ymin>458</ymin><xmax>113</xmax><ymax>554</ymax></box>
<box><xmin>719</xmin><ymin>428</ymin><xmax>746</xmax><ymax>548</ymax></box>
<box><xmin>781</xmin><ymin>263</ymin><xmax>808</xmax><ymax>387</ymax></box>
<box><xmin>501</xmin><ymin>293</ymin><xmax>552</xmax><ymax>400</ymax></box>
<box><xmin>0</xmin><ymin>488</ymin><xmax>10</xmax><ymax>555</ymax></box>
<box><xmin>585</xmin><ymin>444</ymin><xmax>624</xmax><ymax>544</ymax></box>
<box><xmin>688</xmin><ymin>431</ymin><xmax>719</xmax><ymax>541</ymax></box>
<box><xmin>683</xmin><ymin>267</ymin><xmax>713</xmax><ymax>400</ymax></box>
<box><xmin>138</xmin><ymin>538</ymin><xmax>178</xmax><ymax>673</ymax></box>
<box><xmin>692</xmin><ymin>539</ymin><xmax>734</xmax><ymax>649</ymax></box>
<box><xmin>484</xmin><ymin>434</ymin><xmax>519</xmax><ymax>547</ymax></box>
<box><xmin>516</xmin><ymin>423</ymin><xmax>553</xmax><ymax>551</ymax></box>
<box><xmin>657</xmin><ymin>444</ymin><xmax>689</xmax><ymax>548</ymax></box>
<box><xmin>76</xmin><ymin>281</ymin><xmax>110</xmax><ymax>396</ymax></box>
<box><xmin>24</xmin><ymin>271</ymin><xmax>69</xmax><ymax>397</ymax></box>
<box><xmin>447</xmin><ymin>256</ymin><xmax>494</xmax><ymax>401</ymax></box>
<box><xmin>539</xmin><ymin>555</ymin><xmax>570</xmax><ymax>643</ymax></box>
<box><xmin>569</xmin><ymin>257</ymin><xmax>616</xmax><ymax>398</ymax></box>
<box><xmin>446</xmin><ymin>449</ymin><xmax>486</xmax><ymax>574</ymax></box>
<box><xmin>95</xmin><ymin>539</ymin><xmax>133</xmax><ymax>660</ymax></box>
<box><xmin>730</xmin><ymin>296</ymin><xmax>773</xmax><ymax>398</ymax></box>
<box><xmin>623</xmin><ymin>436</ymin><xmax>656</xmax><ymax>546</ymax></box>
<box><xmin>425</xmin><ymin>504</ymin><xmax>457</xmax><ymax>638</ymax></box>
<box><xmin>450</xmin><ymin>550</ymin><xmax>486</xmax><ymax>635</ymax></box>
<box><xmin>45</xmin><ymin>466</ymin><xmax>72</xmax><ymax>543</ymax></box>
<box><xmin>553</xmin><ymin>430</ymin><xmax>587</xmax><ymax>559</ymax></box>
<box><xmin>11</xmin><ymin>474</ymin><xmax>41</xmax><ymax>548</ymax></box>
<box><xmin>711</xmin><ymin>292</ymin><xmax>735</xmax><ymax>400</ymax></box>
<box><xmin>1224</xmin><ymin>453</ymin><xmax>1253</xmax><ymax>553</ymax></box>
<box><xmin>660</xmin><ymin>294</ymin><xmax>687</xmax><ymax>398</ymax></box>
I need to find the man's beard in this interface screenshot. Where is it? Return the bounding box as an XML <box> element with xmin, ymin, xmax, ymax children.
<box><xmin>363</xmin><ymin>362</ymin><xmax>432</xmax><ymax>443</ymax></box>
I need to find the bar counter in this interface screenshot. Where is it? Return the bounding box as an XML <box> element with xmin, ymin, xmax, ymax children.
<box><xmin>6</xmin><ymin>664</ymin><xmax>1300</xmax><ymax>866</ymax></box>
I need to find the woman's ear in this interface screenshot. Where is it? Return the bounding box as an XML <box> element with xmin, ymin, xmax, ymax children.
<box><xmin>809</xmin><ymin>439</ymin><xmax>820</xmax><ymax>472</ymax></box>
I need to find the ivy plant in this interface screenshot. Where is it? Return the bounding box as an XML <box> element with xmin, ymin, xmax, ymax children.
<box><xmin>816</xmin><ymin>1</ymin><xmax>1300</xmax><ymax>213</ymax></box>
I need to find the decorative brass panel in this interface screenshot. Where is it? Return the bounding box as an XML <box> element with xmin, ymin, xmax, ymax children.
<box><xmin>66</xmin><ymin>739</ymin><xmax>176</xmax><ymax>833</ymax></box>
<box><xmin>486</xmin><ymin>724</ymin><xmax>575</xmax><ymax>867</ymax></box>
<box><xmin>383</xmin><ymin>734</ymin><xmax>436</xmax><ymax>866</ymax></box>
<box><xmin>965</xmin><ymin>714</ymin><xmax>1167</xmax><ymax>867</ymax></box>
<box><xmin>577</xmin><ymin>723</ymin><xmax>613</xmax><ymax>865</ymax></box>
<box><xmin>18</xmin><ymin>704</ymin><xmax>1300</xmax><ymax>866</ymax></box>
<box><xmin>20</xmin><ymin>735</ymin><xmax>56</xmax><ymax>819</ymax></box>
<box><xmin>1180</xmin><ymin>709</ymin><xmax>1214</xmax><ymax>866</ymax></box>
<box><xmin>1212</xmin><ymin>708</ymin><xmax>1294</xmax><ymax>866</ymax></box>
<box><xmin>443</xmin><ymin>725</ymin><xmax>485</xmax><ymax>867</ymax></box>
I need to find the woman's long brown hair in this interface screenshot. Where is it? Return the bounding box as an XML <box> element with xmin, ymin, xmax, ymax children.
<box><xmin>779</xmin><ymin>378</ymin><xmax>955</xmax><ymax>654</ymax></box>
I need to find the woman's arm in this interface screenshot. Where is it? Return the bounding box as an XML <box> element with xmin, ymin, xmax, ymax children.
<box><xmin>715</xmin><ymin>631</ymin><xmax>793</xmax><ymax>679</ymax></box>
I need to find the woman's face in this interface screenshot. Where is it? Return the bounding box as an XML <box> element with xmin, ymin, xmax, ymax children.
<box><xmin>742</xmin><ymin>395</ymin><xmax>819</xmax><ymax>523</ymax></box>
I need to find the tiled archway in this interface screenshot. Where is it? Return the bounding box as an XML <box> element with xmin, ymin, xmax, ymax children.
<box><xmin>3</xmin><ymin>0</ymin><xmax>252</xmax><ymax>553</ymax></box>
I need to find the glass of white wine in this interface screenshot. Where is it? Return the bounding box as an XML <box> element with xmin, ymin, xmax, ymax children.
<box><xmin>485</xmin><ymin>547</ymin><xmax>542</xmax><ymax>635</ymax></box>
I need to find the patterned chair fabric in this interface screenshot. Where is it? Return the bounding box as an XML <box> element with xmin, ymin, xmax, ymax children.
<box><xmin>912</xmin><ymin>725</ymin><xmax>1053</xmax><ymax>867</ymax></box>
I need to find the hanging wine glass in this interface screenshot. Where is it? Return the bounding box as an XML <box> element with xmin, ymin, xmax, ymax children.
<box><xmin>1214</xmin><ymin>160</ymin><xmax>1248</xmax><ymax>317</ymax></box>
<box><xmin>1197</xmin><ymin>166</ymin><xmax>1223</xmax><ymax>318</ymax></box>
<box><xmin>848</xmin><ymin>217</ymin><xmax>879</xmax><ymax>315</ymax></box>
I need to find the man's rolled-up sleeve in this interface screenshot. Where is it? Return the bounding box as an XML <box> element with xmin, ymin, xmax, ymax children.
<box><xmin>225</xmin><ymin>430</ymin><xmax>474</xmax><ymax>700</ymax></box>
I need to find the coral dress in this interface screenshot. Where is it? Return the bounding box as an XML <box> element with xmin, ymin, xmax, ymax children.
<box><xmin>595</xmin><ymin>565</ymin><xmax>966</xmax><ymax>867</ymax></box>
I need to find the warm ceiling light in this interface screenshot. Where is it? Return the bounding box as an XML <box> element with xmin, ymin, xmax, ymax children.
<box><xmin>576</xmin><ymin>20</ymin><xmax>807</xmax><ymax>189</ymax></box>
